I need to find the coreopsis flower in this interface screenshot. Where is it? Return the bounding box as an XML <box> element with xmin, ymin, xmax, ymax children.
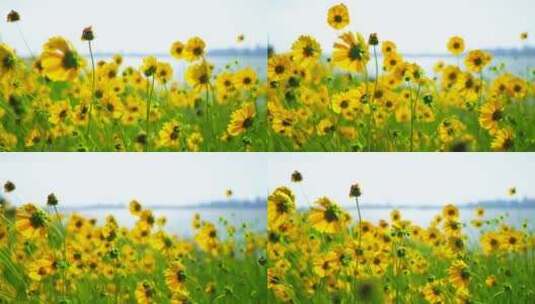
<box><xmin>185</xmin><ymin>61</ymin><xmax>212</xmax><ymax>90</ymax></box>
<box><xmin>165</xmin><ymin>261</ymin><xmax>187</xmax><ymax>291</ymax></box>
<box><xmin>170</xmin><ymin>41</ymin><xmax>185</xmax><ymax>59</ymax></box>
<box><xmin>227</xmin><ymin>102</ymin><xmax>256</xmax><ymax>136</ymax></box>
<box><xmin>268</xmin><ymin>186</ymin><xmax>296</xmax><ymax>230</ymax></box>
<box><xmin>135</xmin><ymin>281</ymin><xmax>156</xmax><ymax>304</ymax></box>
<box><xmin>141</xmin><ymin>56</ymin><xmax>158</xmax><ymax>77</ymax></box>
<box><xmin>234</xmin><ymin>67</ymin><xmax>257</xmax><ymax>91</ymax></box>
<box><xmin>332</xmin><ymin>32</ymin><xmax>370</xmax><ymax>73</ymax></box>
<box><xmin>447</xmin><ymin>36</ymin><xmax>465</xmax><ymax>55</ymax></box>
<box><xmin>479</xmin><ymin>99</ymin><xmax>505</xmax><ymax>135</ymax></box>
<box><xmin>465</xmin><ymin>50</ymin><xmax>492</xmax><ymax>73</ymax></box>
<box><xmin>291</xmin><ymin>35</ymin><xmax>322</xmax><ymax>67</ymax></box>
<box><xmin>15</xmin><ymin>203</ymin><xmax>49</xmax><ymax>239</ymax></box>
<box><xmin>491</xmin><ymin>127</ymin><xmax>514</xmax><ymax>151</ymax></box>
<box><xmin>308</xmin><ymin>197</ymin><xmax>350</xmax><ymax>234</ymax></box>
<box><xmin>195</xmin><ymin>223</ymin><xmax>219</xmax><ymax>253</ymax></box>
<box><xmin>0</xmin><ymin>43</ymin><xmax>18</xmax><ymax>79</ymax></box>
<box><xmin>183</xmin><ymin>36</ymin><xmax>206</xmax><ymax>62</ymax></box>
<box><xmin>327</xmin><ymin>3</ymin><xmax>350</xmax><ymax>30</ymax></box>
<box><xmin>40</xmin><ymin>37</ymin><xmax>85</xmax><ymax>81</ymax></box>
<box><xmin>268</xmin><ymin>54</ymin><xmax>292</xmax><ymax>82</ymax></box>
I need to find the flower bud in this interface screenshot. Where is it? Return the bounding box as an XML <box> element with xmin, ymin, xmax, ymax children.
<box><xmin>81</xmin><ymin>26</ymin><xmax>95</xmax><ymax>41</ymax></box>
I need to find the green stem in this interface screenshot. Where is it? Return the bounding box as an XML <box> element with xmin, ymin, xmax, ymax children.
<box><xmin>86</xmin><ymin>40</ymin><xmax>96</xmax><ymax>144</ymax></box>
<box><xmin>145</xmin><ymin>76</ymin><xmax>155</xmax><ymax>152</ymax></box>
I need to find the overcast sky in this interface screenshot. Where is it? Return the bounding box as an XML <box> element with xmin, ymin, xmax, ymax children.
<box><xmin>267</xmin><ymin>153</ymin><xmax>535</xmax><ymax>207</ymax></box>
<box><xmin>0</xmin><ymin>153</ymin><xmax>267</xmax><ymax>207</ymax></box>
<box><xmin>1</xmin><ymin>0</ymin><xmax>532</xmax><ymax>57</ymax></box>
<box><xmin>0</xmin><ymin>0</ymin><xmax>269</xmax><ymax>56</ymax></box>
<box><xmin>268</xmin><ymin>0</ymin><xmax>534</xmax><ymax>53</ymax></box>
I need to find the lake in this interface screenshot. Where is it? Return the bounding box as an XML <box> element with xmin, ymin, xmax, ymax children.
<box><xmin>339</xmin><ymin>54</ymin><xmax>534</xmax><ymax>78</ymax></box>
<box><xmin>351</xmin><ymin>206</ymin><xmax>535</xmax><ymax>245</ymax></box>
<box><xmin>93</xmin><ymin>54</ymin><xmax>267</xmax><ymax>81</ymax></box>
<box><xmin>74</xmin><ymin>207</ymin><xmax>265</xmax><ymax>238</ymax></box>
<box><xmin>67</xmin><ymin>206</ymin><xmax>533</xmax><ymax>243</ymax></box>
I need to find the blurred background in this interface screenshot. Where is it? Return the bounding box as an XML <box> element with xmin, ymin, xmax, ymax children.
<box><xmin>0</xmin><ymin>153</ymin><xmax>267</xmax><ymax>236</ymax></box>
<box><xmin>268</xmin><ymin>0</ymin><xmax>534</xmax><ymax>75</ymax></box>
<box><xmin>268</xmin><ymin>153</ymin><xmax>535</xmax><ymax>238</ymax></box>
<box><xmin>0</xmin><ymin>0</ymin><xmax>268</xmax><ymax>79</ymax></box>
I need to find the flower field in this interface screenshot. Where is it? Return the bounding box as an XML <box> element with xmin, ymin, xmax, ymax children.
<box><xmin>267</xmin><ymin>183</ymin><xmax>535</xmax><ymax>303</ymax></box>
<box><xmin>0</xmin><ymin>14</ymin><xmax>267</xmax><ymax>152</ymax></box>
<box><xmin>0</xmin><ymin>181</ymin><xmax>267</xmax><ymax>303</ymax></box>
<box><xmin>267</xmin><ymin>3</ymin><xmax>535</xmax><ymax>151</ymax></box>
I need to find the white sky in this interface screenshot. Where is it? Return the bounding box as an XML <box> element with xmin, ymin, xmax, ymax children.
<box><xmin>267</xmin><ymin>153</ymin><xmax>535</xmax><ymax>207</ymax></box>
<box><xmin>1</xmin><ymin>0</ymin><xmax>533</xmax><ymax>56</ymax></box>
<box><xmin>268</xmin><ymin>0</ymin><xmax>534</xmax><ymax>53</ymax></box>
<box><xmin>0</xmin><ymin>0</ymin><xmax>269</xmax><ymax>56</ymax></box>
<box><xmin>0</xmin><ymin>153</ymin><xmax>267</xmax><ymax>206</ymax></box>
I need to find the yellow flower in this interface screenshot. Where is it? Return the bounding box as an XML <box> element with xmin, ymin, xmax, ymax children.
<box><xmin>520</xmin><ymin>32</ymin><xmax>528</xmax><ymax>40</ymax></box>
<box><xmin>479</xmin><ymin>99</ymin><xmax>504</xmax><ymax>135</ymax></box>
<box><xmin>268</xmin><ymin>187</ymin><xmax>296</xmax><ymax>230</ymax></box>
<box><xmin>165</xmin><ymin>261</ymin><xmax>187</xmax><ymax>291</ymax></box>
<box><xmin>308</xmin><ymin>197</ymin><xmax>350</xmax><ymax>234</ymax></box>
<box><xmin>170</xmin><ymin>41</ymin><xmax>185</xmax><ymax>59</ymax></box>
<box><xmin>327</xmin><ymin>3</ymin><xmax>350</xmax><ymax>30</ymax></box>
<box><xmin>448</xmin><ymin>260</ymin><xmax>470</xmax><ymax>289</ymax></box>
<box><xmin>234</xmin><ymin>67</ymin><xmax>257</xmax><ymax>91</ymax></box>
<box><xmin>40</xmin><ymin>37</ymin><xmax>85</xmax><ymax>81</ymax></box>
<box><xmin>183</xmin><ymin>37</ymin><xmax>206</xmax><ymax>62</ymax></box>
<box><xmin>195</xmin><ymin>223</ymin><xmax>219</xmax><ymax>253</ymax></box>
<box><xmin>332</xmin><ymin>32</ymin><xmax>370</xmax><ymax>73</ymax></box>
<box><xmin>141</xmin><ymin>56</ymin><xmax>158</xmax><ymax>77</ymax></box>
<box><xmin>187</xmin><ymin>132</ymin><xmax>203</xmax><ymax>152</ymax></box>
<box><xmin>291</xmin><ymin>35</ymin><xmax>322</xmax><ymax>67</ymax></box>
<box><xmin>15</xmin><ymin>203</ymin><xmax>49</xmax><ymax>239</ymax></box>
<box><xmin>465</xmin><ymin>50</ymin><xmax>492</xmax><ymax>73</ymax></box>
<box><xmin>227</xmin><ymin>102</ymin><xmax>256</xmax><ymax>136</ymax></box>
<box><xmin>447</xmin><ymin>36</ymin><xmax>465</xmax><ymax>55</ymax></box>
<box><xmin>268</xmin><ymin>54</ymin><xmax>292</xmax><ymax>82</ymax></box>
<box><xmin>156</xmin><ymin>62</ymin><xmax>173</xmax><ymax>84</ymax></box>
<box><xmin>0</xmin><ymin>43</ymin><xmax>17</xmax><ymax>79</ymax></box>
<box><xmin>491</xmin><ymin>127</ymin><xmax>514</xmax><ymax>151</ymax></box>
<box><xmin>381</xmin><ymin>41</ymin><xmax>397</xmax><ymax>56</ymax></box>
<box><xmin>157</xmin><ymin>120</ymin><xmax>182</xmax><ymax>149</ymax></box>
<box><xmin>28</xmin><ymin>257</ymin><xmax>56</xmax><ymax>281</ymax></box>
<box><xmin>185</xmin><ymin>62</ymin><xmax>212</xmax><ymax>91</ymax></box>
<box><xmin>135</xmin><ymin>281</ymin><xmax>155</xmax><ymax>304</ymax></box>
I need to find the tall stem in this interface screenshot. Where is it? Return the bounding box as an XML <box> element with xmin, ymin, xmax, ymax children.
<box><xmin>145</xmin><ymin>76</ymin><xmax>155</xmax><ymax>152</ymax></box>
<box><xmin>86</xmin><ymin>41</ymin><xmax>96</xmax><ymax>140</ymax></box>
<box><xmin>354</xmin><ymin>197</ymin><xmax>363</xmax><ymax>273</ymax></box>
<box><xmin>16</xmin><ymin>23</ymin><xmax>34</xmax><ymax>59</ymax></box>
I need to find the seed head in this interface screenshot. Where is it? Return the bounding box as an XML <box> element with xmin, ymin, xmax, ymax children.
<box><xmin>7</xmin><ymin>10</ymin><xmax>20</xmax><ymax>23</ymax></box>
<box><xmin>291</xmin><ymin>170</ymin><xmax>303</xmax><ymax>183</ymax></box>
<box><xmin>47</xmin><ymin>193</ymin><xmax>59</xmax><ymax>206</ymax></box>
<box><xmin>81</xmin><ymin>26</ymin><xmax>95</xmax><ymax>41</ymax></box>
<box><xmin>368</xmin><ymin>33</ymin><xmax>379</xmax><ymax>46</ymax></box>
<box><xmin>349</xmin><ymin>183</ymin><xmax>362</xmax><ymax>198</ymax></box>
<box><xmin>4</xmin><ymin>181</ymin><xmax>16</xmax><ymax>193</ymax></box>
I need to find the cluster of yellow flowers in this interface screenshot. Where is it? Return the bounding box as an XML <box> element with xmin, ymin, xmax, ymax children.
<box><xmin>0</xmin><ymin>182</ymin><xmax>266</xmax><ymax>303</ymax></box>
<box><xmin>267</xmin><ymin>3</ymin><xmax>534</xmax><ymax>151</ymax></box>
<box><xmin>0</xmin><ymin>23</ymin><xmax>265</xmax><ymax>151</ymax></box>
<box><xmin>267</xmin><ymin>185</ymin><xmax>535</xmax><ymax>303</ymax></box>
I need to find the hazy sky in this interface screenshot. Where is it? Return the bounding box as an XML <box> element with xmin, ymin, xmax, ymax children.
<box><xmin>0</xmin><ymin>0</ymin><xmax>269</xmax><ymax>56</ymax></box>
<box><xmin>0</xmin><ymin>153</ymin><xmax>267</xmax><ymax>207</ymax></box>
<box><xmin>267</xmin><ymin>153</ymin><xmax>535</xmax><ymax>207</ymax></box>
<box><xmin>268</xmin><ymin>0</ymin><xmax>534</xmax><ymax>53</ymax></box>
<box><xmin>2</xmin><ymin>0</ymin><xmax>532</xmax><ymax>57</ymax></box>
